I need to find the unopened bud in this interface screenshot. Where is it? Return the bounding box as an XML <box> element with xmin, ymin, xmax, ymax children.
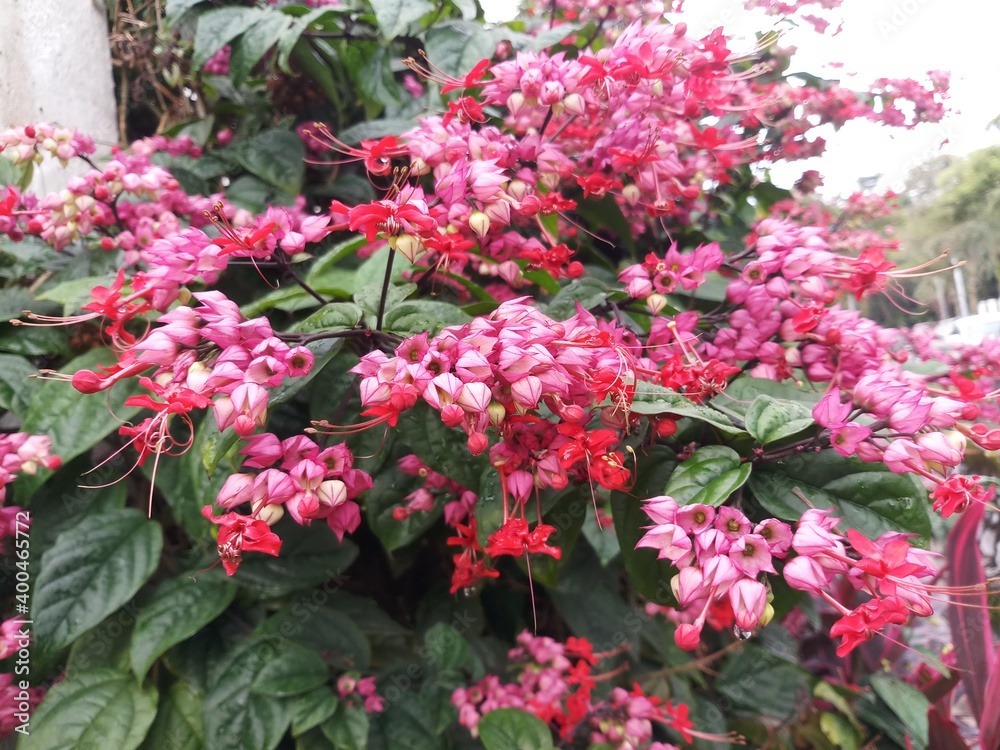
<box><xmin>507</xmin><ymin>92</ymin><xmax>526</xmax><ymax>117</ymax></box>
<box><xmin>256</xmin><ymin>503</ymin><xmax>285</xmax><ymax>526</ymax></box>
<box><xmin>487</xmin><ymin>401</ymin><xmax>507</xmax><ymax>427</ymax></box>
<box><xmin>563</xmin><ymin>93</ymin><xmax>586</xmax><ymax>116</ymax></box>
<box><xmin>646</xmin><ymin>293</ymin><xmax>668</xmax><ymax>316</ymax></box>
<box><xmin>651</xmin><ymin>79</ymin><xmax>664</xmax><ymax>98</ymax></box>
<box><xmin>469</xmin><ymin>210</ymin><xmax>490</xmax><ymax>240</ymax></box>
<box><xmin>759</xmin><ymin>603</ymin><xmax>775</xmax><ymax>628</ymax></box>
<box><xmin>391</xmin><ymin>233</ymin><xmax>424</xmax><ymax>263</ymax></box>
<box><xmin>507</xmin><ymin>179</ymin><xmax>528</xmax><ymax>201</ymax></box>
<box><xmin>409</xmin><ymin>157</ymin><xmax>430</xmax><ymax>176</ymax></box>
<box><xmin>622</xmin><ymin>184</ymin><xmax>642</xmax><ymax>206</ymax></box>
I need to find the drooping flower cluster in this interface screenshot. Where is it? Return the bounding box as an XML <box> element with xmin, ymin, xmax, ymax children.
<box><xmin>349</xmin><ymin>298</ymin><xmax>637</xmax><ymax>573</ymax></box>
<box><xmin>453</xmin><ymin>631</ymin><xmax>711</xmax><ymax>749</ymax></box>
<box><xmin>637</xmin><ymin>497</ymin><xmax>791</xmax><ymax>649</ymax></box>
<box><xmin>782</xmin><ymin>509</ymin><xmax>938</xmax><ymax>656</ymax></box>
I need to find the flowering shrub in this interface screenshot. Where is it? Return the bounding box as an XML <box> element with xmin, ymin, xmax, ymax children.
<box><xmin>0</xmin><ymin>1</ymin><xmax>997</xmax><ymax>749</ymax></box>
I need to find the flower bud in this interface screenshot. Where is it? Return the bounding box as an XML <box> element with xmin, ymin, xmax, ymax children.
<box><xmin>487</xmin><ymin>401</ymin><xmax>507</xmax><ymax>427</ymax></box>
<box><xmin>622</xmin><ymin>184</ymin><xmax>642</xmax><ymax>206</ymax></box>
<box><xmin>563</xmin><ymin>93</ymin><xmax>586</xmax><ymax>116</ymax></box>
<box><xmin>255</xmin><ymin>502</ymin><xmax>285</xmax><ymax>526</ymax></box>
<box><xmin>646</xmin><ymin>293</ymin><xmax>668</xmax><ymax>315</ymax></box>
<box><xmin>391</xmin><ymin>233</ymin><xmax>424</xmax><ymax>263</ymax></box>
<box><xmin>469</xmin><ymin>210</ymin><xmax>490</xmax><ymax>240</ymax></box>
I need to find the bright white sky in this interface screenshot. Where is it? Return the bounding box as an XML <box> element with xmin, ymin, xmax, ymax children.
<box><xmin>480</xmin><ymin>0</ymin><xmax>1000</xmax><ymax>198</ymax></box>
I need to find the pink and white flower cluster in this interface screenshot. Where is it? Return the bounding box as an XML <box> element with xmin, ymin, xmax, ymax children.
<box><xmin>637</xmin><ymin>497</ymin><xmax>791</xmax><ymax>649</ymax></box>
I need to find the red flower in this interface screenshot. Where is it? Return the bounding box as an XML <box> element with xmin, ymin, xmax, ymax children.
<box><xmin>830</xmin><ymin>596</ymin><xmax>909</xmax><ymax>657</ymax></box>
<box><xmin>202</xmin><ymin>506</ymin><xmax>282</xmax><ymax>575</ymax></box>
<box><xmin>485</xmin><ymin>518</ymin><xmax>561</xmax><ymax>559</ymax></box>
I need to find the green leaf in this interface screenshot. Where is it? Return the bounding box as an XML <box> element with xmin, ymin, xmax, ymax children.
<box><xmin>397</xmin><ymin>403</ymin><xmax>489</xmax><ymax>492</ymax></box>
<box><xmin>366</xmin><ymin>464</ymin><xmax>442</xmax><ymax>552</ymax></box>
<box><xmin>33</xmin><ymin>509</ymin><xmax>163</xmax><ymax>667</ymax></box>
<box><xmin>235</xmin><ymin>129</ymin><xmax>305</xmax><ymax>195</ymax></box>
<box><xmin>543</xmin><ymin>277</ymin><xmax>611</xmax><ymax>319</ymax></box>
<box><xmin>712</xmin><ymin>375</ymin><xmax>822</xmax><ymax>419</ymax></box>
<box><xmin>630</xmin><ymin>381</ymin><xmax>744</xmax><ymax>435</ymax></box>
<box><xmin>201</xmin><ymin>419</ymin><xmax>242</xmax><ymax>476</ymax></box>
<box><xmin>424</xmin><ymin>21</ymin><xmax>499</xmax><ymax>78</ymax></box>
<box><xmin>749</xmin><ymin>451</ymin><xmax>932</xmax><ymax>542</ymax></box>
<box><xmin>252</xmin><ymin>641</ymin><xmax>329</xmax><ymax>697</ymax></box>
<box><xmin>744</xmin><ymin>395</ymin><xmax>815</xmax><ymax>444</ymax></box>
<box><xmin>423</xmin><ymin>623</ymin><xmax>470</xmax><ymax>671</ymax></box>
<box><xmin>141</xmin><ymin>681</ymin><xmax>204</xmax><ymax>750</ymax></box>
<box><xmin>36</xmin><ymin>274</ymin><xmax>116</xmax><ymax>315</ymax></box>
<box><xmin>368</xmin><ymin>0</ymin><xmax>434</xmax><ymax>40</ymax></box>
<box><xmin>336</xmin><ymin>119</ymin><xmax>416</xmax><ymax>145</ymax></box>
<box><xmin>235</xmin><ymin>522</ymin><xmax>359</xmax><ymax>597</ymax></box>
<box><xmin>291</xmin><ymin>302</ymin><xmax>364</xmax><ymax>333</ymax></box>
<box><xmin>306</xmin><ymin>237</ymin><xmax>367</xmax><ymax>284</ymax></box>
<box><xmin>256</xmin><ymin>603</ymin><xmax>371</xmax><ymax>670</ymax></box>
<box><xmin>0</xmin><ymin>322</ymin><xmax>69</xmax><ymax>357</ymax></box>
<box><xmin>477</xmin><ymin>708</ymin><xmax>555</xmax><ymax>750</ymax></box>
<box><xmin>22</xmin><ymin>458</ymin><xmax>126</xmax><ymax>557</ymax></box>
<box><xmin>21</xmin><ymin>669</ymin><xmax>157</xmax><ymax>750</ymax></box>
<box><xmin>581</xmin><ymin>503</ymin><xmax>620</xmax><ymax>566</ymax></box>
<box><xmin>291</xmin><ymin>688</ymin><xmax>340</xmax><ymax>736</ymax></box>
<box><xmin>0</xmin><ymin>353</ymin><xmax>40</xmax><ymax>417</ymax></box>
<box><xmin>356</xmin><ymin>44</ymin><xmax>403</xmax><ymax>108</ymax></box>
<box><xmin>716</xmin><ymin>644</ymin><xmax>811</xmax><ymax>719</ymax></box>
<box><xmin>382</xmin><ymin>300</ymin><xmax>472</xmax><ymax>336</ymax></box>
<box><xmin>321</xmin><ymin>703</ymin><xmax>369</xmax><ymax>750</ymax></box>
<box><xmin>230</xmin><ymin>13</ymin><xmax>293</xmax><ymax>87</ymax></box>
<box><xmin>165</xmin><ymin>0</ymin><xmax>208</xmax><ymax>25</ymax></box>
<box><xmin>870</xmin><ymin>674</ymin><xmax>929</xmax><ymax>750</ymax></box>
<box><xmin>375</xmin><ymin>700</ymin><xmax>444</xmax><ymax>750</ymax></box>
<box><xmin>131</xmin><ymin>569</ymin><xmax>238</xmax><ymax>680</ymax></box>
<box><xmin>663</xmin><ymin>446</ymin><xmax>752</xmax><ymax>506</ymax></box>
<box><xmin>20</xmin><ymin>347</ymin><xmax>143</xmax><ymax>492</ymax></box>
<box><xmin>203</xmin><ymin>638</ymin><xmax>291</xmax><ymax>750</ymax></box>
<box><xmin>354</xmin><ymin>281</ymin><xmax>417</xmax><ymax>319</ymax></box>
<box><xmin>610</xmin><ymin>445</ymin><xmax>677</xmax><ymax>604</ymax></box>
<box><xmin>193</xmin><ymin>7</ymin><xmax>266</xmax><ymax>69</ymax></box>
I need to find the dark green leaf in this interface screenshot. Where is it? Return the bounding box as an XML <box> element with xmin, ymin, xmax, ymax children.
<box><xmin>0</xmin><ymin>353</ymin><xmax>40</xmax><ymax>416</ymax></box>
<box><xmin>744</xmin><ymin>394</ymin><xmax>815</xmax><ymax>444</ymax></box>
<box><xmin>0</xmin><ymin>323</ymin><xmax>69</xmax><ymax>357</ymax></box>
<box><xmin>252</xmin><ymin>641</ymin><xmax>329</xmax><ymax>697</ymax></box>
<box><xmin>256</xmin><ymin>602</ymin><xmax>371</xmax><ymax>670</ymax></box>
<box><xmin>193</xmin><ymin>7</ymin><xmax>266</xmax><ymax>69</ymax></box>
<box><xmin>306</xmin><ymin>237</ymin><xmax>367</xmax><ymax>284</ymax></box>
<box><xmin>141</xmin><ymin>681</ymin><xmax>204</xmax><ymax>750</ymax></box>
<box><xmin>424</xmin><ymin>21</ymin><xmax>499</xmax><ymax>78</ymax></box>
<box><xmin>382</xmin><ymin>300</ymin><xmax>472</xmax><ymax>336</ymax></box>
<box><xmin>871</xmin><ymin>674</ymin><xmax>929</xmax><ymax>750</ymax></box>
<box><xmin>321</xmin><ymin>703</ymin><xmax>369</xmax><ymax>750</ymax></box>
<box><xmin>230</xmin><ymin>13</ymin><xmax>293</xmax><ymax>87</ymax></box>
<box><xmin>375</xmin><ymin>700</ymin><xmax>444</xmax><ymax>750</ymax></box>
<box><xmin>716</xmin><ymin>644</ymin><xmax>811</xmax><ymax>719</ymax></box>
<box><xmin>291</xmin><ymin>688</ymin><xmax>340</xmax><ymax>737</ymax></box>
<box><xmin>291</xmin><ymin>302</ymin><xmax>364</xmax><ymax>333</ymax></box>
<box><xmin>235</xmin><ymin>129</ymin><xmax>305</xmax><ymax>195</ymax></box>
<box><xmin>477</xmin><ymin>708</ymin><xmax>555</xmax><ymax>750</ymax></box>
<box><xmin>165</xmin><ymin>0</ymin><xmax>208</xmax><ymax>25</ymax></box>
<box><xmin>22</xmin><ymin>669</ymin><xmax>157</xmax><ymax>750</ymax></box>
<box><xmin>33</xmin><ymin>509</ymin><xmax>162</xmax><ymax>667</ymax></box>
<box><xmin>749</xmin><ymin>451</ymin><xmax>932</xmax><ymax>542</ymax></box>
<box><xmin>37</xmin><ymin>274</ymin><xmax>116</xmax><ymax>315</ymax></box>
<box><xmin>543</xmin><ymin>277</ymin><xmax>611</xmax><ymax>319</ymax></box>
<box><xmin>337</xmin><ymin>119</ymin><xmax>416</xmax><ymax>145</ymax></box>
<box><xmin>203</xmin><ymin>638</ymin><xmax>291</xmax><ymax>750</ymax></box>
<box><xmin>664</xmin><ymin>446</ymin><xmax>751</xmax><ymax>506</ymax></box>
<box><xmin>398</xmin><ymin>403</ymin><xmax>489</xmax><ymax>492</ymax></box>
<box><xmin>354</xmin><ymin>281</ymin><xmax>417</xmax><ymax>319</ymax></box>
<box><xmin>366</xmin><ymin>464</ymin><xmax>442</xmax><ymax>552</ymax></box>
<box><xmin>368</xmin><ymin>0</ymin><xmax>434</xmax><ymax>40</ymax></box>
<box><xmin>236</xmin><ymin>522</ymin><xmax>359</xmax><ymax>597</ymax></box>
<box><xmin>131</xmin><ymin>569</ymin><xmax>238</xmax><ymax>679</ymax></box>
<box><xmin>630</xmin><ymin>381</ymin><xmax>744</xmax><ymax>435</ymax></box>
<box><xmin>712</xmin><ymin>376</ymin><xmax>821</xmax><ymax>420</ymax></box>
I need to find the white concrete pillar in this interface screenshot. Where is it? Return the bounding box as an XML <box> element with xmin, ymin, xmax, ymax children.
<box><xmin>0</xmin><ymin>0</ymin><xmax>118</xmax><ymax>192</ymax></box>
